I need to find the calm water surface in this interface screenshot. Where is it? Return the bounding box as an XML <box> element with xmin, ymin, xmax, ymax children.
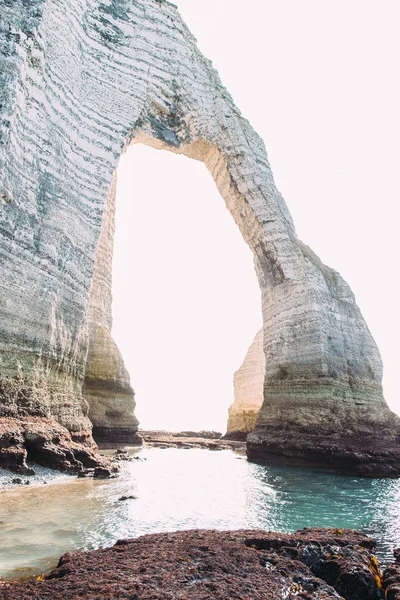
<box><xmin>1</xmin><ymin>447</ymin><xmax>400</xmax><ymax>580</ymax></box>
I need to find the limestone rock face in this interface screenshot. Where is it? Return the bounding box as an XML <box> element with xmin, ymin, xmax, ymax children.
<box><xmin>81</xmin><ymin>176</ymin><xmax>140</xmax><ymax>444</ymax></box>
<box><xmin>1</xmin><ymin>0</ymin><xmax>399</xmax><ymax>474</ymax></box>
<box><xmin>83</xmin><ymin>326</ymin><xmax>140</xmax><ymax>444</ymax></box>
<box><xmin>227</xmin><ymin>329</ymin><xmax>264</xmax><ymax>435</ymax></box>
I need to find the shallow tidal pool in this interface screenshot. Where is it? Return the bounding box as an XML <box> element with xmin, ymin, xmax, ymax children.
<box><xmin>1</xmin><ymin>447</ymin><xmax>400</xmax><ymax>580</ymax></box>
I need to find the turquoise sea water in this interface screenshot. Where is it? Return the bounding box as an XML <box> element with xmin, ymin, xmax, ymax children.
<box><xmin>1</xmin><ymin>447</ymin><xmax>400</xmax><ymax>580</ymax></box>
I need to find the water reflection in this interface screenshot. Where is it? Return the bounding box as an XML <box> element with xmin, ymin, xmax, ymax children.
<box><xmin>1</xmin><ymin>447</ymin><xmax>400</xmax><ymax>580</ymax></box>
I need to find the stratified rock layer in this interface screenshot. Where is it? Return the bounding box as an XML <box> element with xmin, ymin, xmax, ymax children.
<box><xmin>1</xmin><ymin>0</ymin><xmax>399</xmax><ymax>473</ymax></box>
<box><xmin>83</xmin><ymin>326</ymin><xmax>140</xmax><ymax>445</ymax></box>
<box><xmin>0</xmin><ymin>528</ymin><xmax>385</xmax><ymax>599</ymax></box>
<box><xmin>82</xmin><ymin>176</ymin><xmax>140</xmax><ymax>445</ymax></box>
<box><xmin>227</xmin><ymin>328</ymin><xmax>264</xmax><ymax>435</ymax></box>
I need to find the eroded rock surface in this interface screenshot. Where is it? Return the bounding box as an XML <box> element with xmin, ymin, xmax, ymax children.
<box><xmin>383</xmin><ymin>549</ymin><xmax>400</xmax><ymax>599</ymax></box>
<box><xmin>227</xmin><ymin>328</ymin><xmax>264</xmax><ymax>436</ymax></box>
<box><xmin>83</xmin><ymin>326</ymin><xmax>140</xmax><ymax>445</ymax></box>
<box><xmin>1</xmin><ymin>0</ymin><xmax>399</xmax><ymax>473</ymax></box>
<box><xmin>0</xmin><ymin>528</ymin><xmax>385</xmax><ymax>599</ymax></box>
<box><xmin>0</xmin><ymin>417</ymin><xmax>117</xmax><ymax>475</ymax></box>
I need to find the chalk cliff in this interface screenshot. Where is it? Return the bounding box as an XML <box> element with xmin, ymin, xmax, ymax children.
<box><xmin>227</xmin><ymin>329</ymin><xmax>264</xmax><ymax>436</ymax></box>
<box><xmin>1</xmin><ymin>0</ymin><xmax>399</xmax><ymax>475</ymax></box>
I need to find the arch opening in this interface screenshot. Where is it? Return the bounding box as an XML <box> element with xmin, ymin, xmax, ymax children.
<box><xmin>83</xmin><ymin>138</ymin><xmax>264</xmax><ymax>440</ymax></box>
<box><xmin>113</xmin><ymin>144</ymin><xmax>262</xmax><ymax>432</ymax></box>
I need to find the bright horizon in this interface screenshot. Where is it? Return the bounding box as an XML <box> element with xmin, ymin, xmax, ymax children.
<box><xmin>113</xmin><ymin>145</ymin><xmax>262</xmax><ymax>432</ymax></box>
<box><xmin>112</xmin><ymin>0</ymin><xmax>399</xmax><ymax>432</ymax></box>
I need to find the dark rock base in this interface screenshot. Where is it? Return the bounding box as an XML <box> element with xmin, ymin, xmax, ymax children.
<box><xmin>92</xmin><ymin>426</ymin><xmax>143</xmax><ymax>447</ymax></box>
<box><xmin>0</xmin><ymin>528</ymin><xmax>388</xmax><ymax>599</ymax></box>
<box><xmin>247</xmin><ymin>425</ymin><xmax>400</xmax><ymax>478</ymax></box>
<box><xmin>222</xmin><ymin>430</ymin><xmax>248</xmax><ymax>441</ymax></box>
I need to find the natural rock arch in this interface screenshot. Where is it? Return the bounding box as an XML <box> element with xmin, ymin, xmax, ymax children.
<box><xmin>1</xmin><ymin>0</ymin><xmax>399</xmax><ymax>475</ymax></box>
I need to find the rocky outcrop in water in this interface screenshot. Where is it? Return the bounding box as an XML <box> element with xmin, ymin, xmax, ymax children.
<box><xmin>139</xmin><ymin>430</ymin><xmax>245</xmax><ymax>450</ymax></box>
<box><xmin>1</xmin><ymin>0</ymin><xmax>399</xmax><ymax>474</ymax></box>
<box><xmin>227</xmin><ymin>328</ymin><xmax>264</xmax><ymax>436</ymax></box>
<box><xmin>1</xmin><ymin>528</ymin><xmax>387</xmax><ymax>599</ymax></box>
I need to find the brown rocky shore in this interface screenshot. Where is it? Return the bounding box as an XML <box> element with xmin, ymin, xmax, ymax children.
<box><xmin>138</xmin><ymin>430</ymin><xmax>246</xmax><ymax>451</ymax></box>
<box><xmin>0</xmin><ymin>427</ymin><xmax>245</xmax><ymax>485</ymax></box>
<box><xmin>2</xmin><ymin>528</ymin><xmax>400</xmax><ymax>599</ymax></box>
<box><xmin>0</xmin><ymin>417</ymin><xmax>119</xmax><ymax>478</ymax></box>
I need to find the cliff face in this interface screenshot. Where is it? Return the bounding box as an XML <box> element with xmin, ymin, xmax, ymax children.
<box><xmin>227</xmin><ymin>329</ymin><xmax>264</xmax><ymax>435</ymax></box>
<box><xmin>1</xmin><ymin>0</ymin><xmax>399</xmax><ymax>474</ymax></box>
<box><xmin>81</xmin><ymin>175</ymin><xmax>139</xmax><ymax>444</ymax></box>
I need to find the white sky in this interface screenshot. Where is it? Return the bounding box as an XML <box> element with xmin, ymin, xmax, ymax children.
<box><xmin>112</xmin><ymin>1</ymin><xmax>400</xmax><ymax>431</ymax></box>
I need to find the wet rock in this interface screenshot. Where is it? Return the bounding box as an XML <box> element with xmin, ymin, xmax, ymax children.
<box><xmin>383</xmin><ymin>548</ymin><xmax>400</xmax><ymax>599</ymax></box>
<box><xmin>394</xmin><ymin>548</ymin><xmax>400</xmax><ymax>563</ymax></box>
<box><xmin>1</xmin><ymin>528</ymin><xmax>383</xmax><ymax>600</ymax></box>
<box><xmin>113</xmin><ymin>449</ymin><xmax>133</xmax><ymax>462</ymax></box>
<box><xmin>140</xmin><ymin>431</ymin><xmax>244</xmax><ymax>451</ymax></box>
<box><xmin>118</xmin><ymin>495</ymin><xmax>137</xmax><ymax>501</ymax></box>
<box><xmin>208</xmin><ymin>443</ymin><xmax>223</xmax><ymax>451</ymax></box>
<box><xmin>246</xmin><ymin>528</ymin><xmax>382</xmax><ymax>600</ymax></box>
<box><xmin>178</xmin><ymin>431</ymin><xmax>222</xmax><ymax>439</ymax></box>
<box><xmin>247</xmin><ymin>425</ymin><xmax>400</xmax><ymax>478</ymax></box>
<box><xmin>223</xmin><ymin>431</ymin><xmax>248</xmax><ymax>441</ymax></box>
<box><xmin>93</xmin><ymin>466</ymin><xmax>118</xmax><ymax>479</ymax></box>
<box><xmin>77</xmin><ymin>468</ymin><xmax>95</xmax><ymax>478</ymax></box>
<box><xmin>11</xmin><ymin>477</ymin><xmax>22</xmax><ymax>484</ymax></box>
<box><xmin>92</xmin><ymin>427</ymin><xmax>143</xmax><ymax>448</ymax></box>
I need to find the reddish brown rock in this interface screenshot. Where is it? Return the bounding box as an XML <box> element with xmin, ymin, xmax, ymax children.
<box><xmin>1</xmin><ymin>528</ymin><xmax>385</xmax><ymax>599</ymax></box>
<box><xmin>383</xmin><ymin>548</ymin><xmax>400</xmax><ymax>599</ymax></box>
<box><xmin>0</xmin><ymin>417</ymin><xmax>118</xmax><ymax>475</ymax></box>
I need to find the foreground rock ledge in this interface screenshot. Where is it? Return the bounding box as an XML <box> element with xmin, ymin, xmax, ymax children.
<box><xmin>1</xmin><ymin>528</ymin><xmax>393</xmax><ymax>600</ymax></box>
